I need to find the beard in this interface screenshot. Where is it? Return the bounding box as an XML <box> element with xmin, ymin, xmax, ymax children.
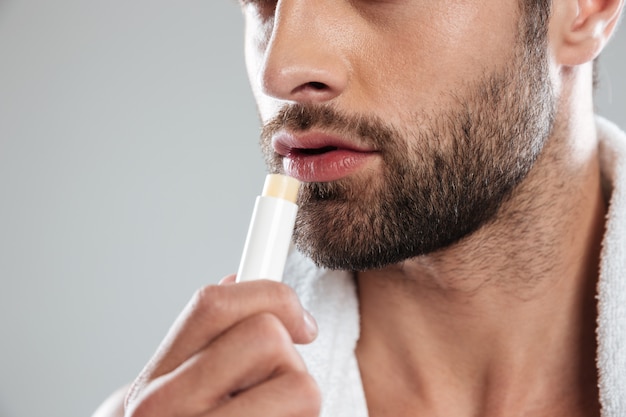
<box><xmin>260</xmin><ymin>17</ymin><xmax>555</xmax><ymax>271</ymax></box>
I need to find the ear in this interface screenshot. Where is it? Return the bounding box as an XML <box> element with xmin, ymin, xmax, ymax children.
<box><xmin>550</xmin><ymin>0</ymin><xmax>624</xmax><ymax>65</ymax></box>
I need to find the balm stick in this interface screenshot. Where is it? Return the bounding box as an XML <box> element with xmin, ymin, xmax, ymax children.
<box><xmin>236</xmin><ymin>174</ymin><xmax>300</xmax><ymax>283</ymax></box>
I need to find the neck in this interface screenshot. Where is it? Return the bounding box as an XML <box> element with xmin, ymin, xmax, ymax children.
<box><xmin>356</xmin><ymin>66</ymin><xmax>606</xmax><ymax>417</ymax></box>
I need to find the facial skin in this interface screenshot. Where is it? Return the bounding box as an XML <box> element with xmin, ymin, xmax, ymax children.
<box><xmin>247</xmin><ymin>0</ymin><xmax>555</xmax><ymax>271</ymax></box>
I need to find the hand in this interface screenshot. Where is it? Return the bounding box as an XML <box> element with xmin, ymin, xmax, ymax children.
<box><xmin>124</xmin><ymin>275</ymin><xmax>321</xmax><ymax>417</ymax></box>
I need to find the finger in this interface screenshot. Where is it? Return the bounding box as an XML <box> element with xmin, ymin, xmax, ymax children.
<box><xmin>218</xmin><ymin>274</ymin><xmax>236</xmax><ymax>285</ymax></box>
<box><xmin>204</xmin><ymin>371</ymin><xmax>321</xmax><ymax>417</ymax></box>
<box><xmin>128</xmin><ymin>280</ymin><xmax>317</xmax><ymax>402</ymax></box>
<box><xmin>128</xmin><ymin>312</ymin><xmax>308</xmax><ymax>417</ymax></box>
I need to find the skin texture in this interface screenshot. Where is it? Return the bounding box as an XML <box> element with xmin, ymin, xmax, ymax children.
<box><xmin>259</xmin><ymin>1</ymin><xmax>556</xmax><ymax>271</ymax></box>
<box><xmin>94</xmin><ymin>0</ymin><xmax>624</xmax><ymax>416</ymax></box>
<box><xmin>120</xmin><ymin>276</ymin><xmax>321</xmax><ymax>417</ymax></box>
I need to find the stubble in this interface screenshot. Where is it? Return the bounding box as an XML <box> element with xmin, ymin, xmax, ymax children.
<box><xmin>260</xmin><ymin>11</ymin><xmax>555</xmax><ymax>271</ymax></box>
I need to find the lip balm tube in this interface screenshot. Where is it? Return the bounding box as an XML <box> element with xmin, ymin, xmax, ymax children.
<box><xmin>236</xmin><ymin>174</ymin><xmax>300</xmax><ymax>283</ymax></box>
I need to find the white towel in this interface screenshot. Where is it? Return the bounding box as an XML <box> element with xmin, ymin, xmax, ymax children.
<box><xmin>283</xmin><ymin>253</ymin><xmax>368</xmax><ymax>417</ymax></box>
<box><xmin>596</xmin><ymin>116</ymin><xmax>626</xmax><ymax>417</ymax></box>
<box><xmin>283</xmin><ymin>117</ymin><xmax>626</xmax><ymax>417</ymax></box>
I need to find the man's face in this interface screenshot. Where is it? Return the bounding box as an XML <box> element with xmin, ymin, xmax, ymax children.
<box><xmin>242</xmin><ymin>0</ymin><xmax>556</xmax><ymax>270</ymax></box>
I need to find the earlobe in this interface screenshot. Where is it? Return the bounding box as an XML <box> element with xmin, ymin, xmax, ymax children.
<box><xmin>551</xmin><ymin>0</ymin><xmax>624</xmax><ymax>65</ymax></box>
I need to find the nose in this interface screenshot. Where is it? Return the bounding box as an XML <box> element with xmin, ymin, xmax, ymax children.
<box><xmin>255</xmin><ymin>0</ymin><xmax>350</xmax><ymax>104</ymax></box>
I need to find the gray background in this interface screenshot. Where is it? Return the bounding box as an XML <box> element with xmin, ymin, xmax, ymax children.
<box><xmin>0</xmin><ymin>2</ymin><xmax>623</xmax><ymax>417</ymax></box>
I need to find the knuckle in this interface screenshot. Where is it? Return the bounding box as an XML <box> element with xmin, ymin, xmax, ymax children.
<box><xmin>190</xmin><ymin>284</ymin><xmax>228</xmax><ymax>318</ymax></box>
<box><xmin>124</xmin><ymin>385</ymin><xmax>161</xmax><ymax>417</ymax></box>
<box><xmin>254</xmin><ymin>312</ymin><xmax>291</xmax><ymax>341</ymax></box>
<box><xmin>289</xmin><ymin>371</ymin><xmax>322</xmax><ymax>416</ymax></box>
<box><xmin>126</xmin><ymin>374</ymin><xmax>182</xmax><ymax>417</ymax></box>
<box><xmin>271</xmin><ymin>284</ymin><xmax>302</xmax><ymax>316</ymax></box>
<box><xmin>251</xmin><ymin>313</ymin><xmax>294</xmax><ymax>354</ymax></box>
<box><xmin>123</xmin><ymin>379</ymin><xmax>143</xmax><ymax>408</ymax></box>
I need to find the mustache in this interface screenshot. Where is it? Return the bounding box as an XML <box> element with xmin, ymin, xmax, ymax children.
<box><xmin>260</xmin><ymin>103</ymin><xmax>399</xmax><ymax>149</ymax></box>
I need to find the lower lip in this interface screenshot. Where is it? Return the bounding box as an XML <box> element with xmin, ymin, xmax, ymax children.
<box><xmin>282</xmin><ymin>150</ymin><xmax>378</xmax><ymax>182</ymax></box>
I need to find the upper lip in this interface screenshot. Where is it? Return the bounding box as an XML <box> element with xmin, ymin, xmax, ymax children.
<box><xmin>271</xmin><ymin>130</ymin><xmax>377</xmax><ymax>157</ymax></box>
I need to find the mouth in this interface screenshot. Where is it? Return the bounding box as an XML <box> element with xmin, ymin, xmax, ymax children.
<box><xmin>292</xmin><ymin>146</ymin><xmax>339</xmax><ymax>156</ymax></box>
<box><xmin>271</xmin><ymin>132</ymin><xmax>378</xmax><ymax>182</ymax></box>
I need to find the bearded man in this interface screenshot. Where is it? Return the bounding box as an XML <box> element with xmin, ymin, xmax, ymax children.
<box><xmin>95</xmin><ymin>0</ymin><xmax>626</xmax><ymax>416</ymax></box>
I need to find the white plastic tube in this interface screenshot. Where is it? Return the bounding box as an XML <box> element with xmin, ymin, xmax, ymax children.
<box><xmin>236</xmin><ymin>174</ymin><xmax>300</xmax><ymax>283</ymax></box>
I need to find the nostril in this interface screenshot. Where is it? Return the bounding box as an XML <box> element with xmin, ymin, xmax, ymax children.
<box><xmin>290</xmin><ymin>80</ymin><xmax>332</xmax><ymax>98</ymax></box>
<box><xmin>308</xmin><ymin>81</ymin><xmax>327</xmax><ymax>90</ymax></box>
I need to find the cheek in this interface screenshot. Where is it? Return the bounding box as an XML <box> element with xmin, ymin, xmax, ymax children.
<box><xmin>354</xmin><ymin>1</ymin><xmax>518</xmax><ymax>109</ymax></box>
<box><xmin>243</xmin><ymin>35</ymin><xmax>263</xmax><ymax>111</ymax></box>
<box><xmin>243</xmin><ymin>9</ymin><xmax>267</xmax><ymax>83</ymax></box>
<box><xmin>244</xmin><ymin>10</ymin><xmax>278</xmax><ymax>122</ymax></box>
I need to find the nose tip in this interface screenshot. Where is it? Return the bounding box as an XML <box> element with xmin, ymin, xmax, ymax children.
<box><xmin>257</xmin><ymin>4</ymin><xmax>350</xmax><ymax>105</ymax></box>
<box><xmin>261</xmin><ymin>61</ymin><xmax>348</xmax><ymax>103</ymax></box>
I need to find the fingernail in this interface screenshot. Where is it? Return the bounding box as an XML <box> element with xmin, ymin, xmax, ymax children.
<box><xmin>303</xmin><ymin>309</ymin><xmax>318</xmax><ymax>340</ymax></box>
